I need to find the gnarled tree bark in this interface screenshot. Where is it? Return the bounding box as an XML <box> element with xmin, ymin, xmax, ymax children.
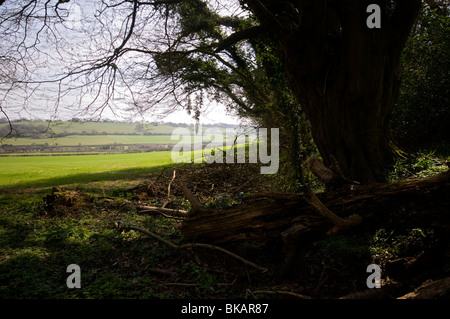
<box><xmin>243</xmin><ymin>0</ymin><xmax>422</xmax><ymax>183</ymax></box>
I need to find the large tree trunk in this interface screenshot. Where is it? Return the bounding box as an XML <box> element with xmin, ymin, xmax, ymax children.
<box><xmin>245</xmin><ymin>0</ymin><xmax>422</xmax><ymax>184</ymax></box>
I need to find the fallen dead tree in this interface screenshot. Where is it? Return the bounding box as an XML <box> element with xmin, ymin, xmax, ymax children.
<box><xmin>121</xmin><ymin>163</ymin><xmax>450</xmax><ymax>298</ymax></box>
<box><xmin>398</xmin><ymin>277</ymin><xmax>450</xmax><ymax>299</ymax></box>
<box><xmin>180</xmin><ymin>169</ymin><xmax>450</xmax><ymax>245</ymax></box>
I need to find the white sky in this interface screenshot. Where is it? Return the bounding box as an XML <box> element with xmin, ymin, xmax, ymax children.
<box><xmin>0</xmin><ymin>0</ymin><xmax>243</xmax><ymax>125</ymax></box>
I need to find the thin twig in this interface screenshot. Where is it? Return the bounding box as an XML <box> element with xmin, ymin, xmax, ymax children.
<box><xmin>250</xmin><ymin>290</ymin><xmax>311</xmax><ymax>299</ymax></box>
<box><xmin>146</xmin><ymin>268</ymin><xmax>177</xmax><ymax>277</ymax></box>
<box><xmin>178</xmin><ymin>242</ymin><xmax>268</xmax><ymax>272</ymax></box>
<box><xmin>162</xmin><ymin>168</ymin><xmax>176</xmax><ymax>208</ymax></box>
<box><xmin>165</xmin><ymin>283</ymin><xmax>198</xmax><ymax>287</ymax></box>
<box><xmin>137</xmin><ymin>205</ymin><xmax>187</xmax><ymax>220</ymax></box>
<box><xmin>137</xmin><ymin>205</ymin><xmax>188</xmax><ymax>216</ymax></box>
<box><xmin>118</xmin><ymin>222</ymin><xmax>178</xmax><ymax>248</ymax></box>
<box><xmin>138</xmin><ymin>209</ymin><xmax>185</xmax><ymax>220</ymax></box>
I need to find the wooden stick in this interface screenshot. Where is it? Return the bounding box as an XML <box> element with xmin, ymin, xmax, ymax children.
<box><xmin>147</xmin><ymin>268</ymin><xmax>177</xmax><ymax>277</ymax></box>
<box><xmin>118</xmin><ymin>222</ymin><xmax>178</xmax><ymax>249</ymax></box>
<box><xmin>137</xmin><ymin>205</ymin><xmax>188</xmax><ymax>216</ymax></box>
<box><xmin>138</xmin><ymin>209</ymin><xmax>185</xmax><ymax>220</ymax></box>
<box><xmin>250</xmin><ymin>290</ymin><xmax>311</xmax><ymax>299</ymax></box>
<box><xmin>162</xmin><ymin>169</ymin><xmax>176</xmax><ymax>208</ymax></box>
<box><xmin>178</xmin><ymin>242</ymin><xmax>268</xmax><ymax>272</ymax></box>
<box><xmin>116</xmin><ymin>222</ymin><xmax>268</xmax><ymax>272</ymax></box>
<box><xmin>165</xmin><ymin>283</ymin><xmax>198</xmax><ymax>287</ymax></box>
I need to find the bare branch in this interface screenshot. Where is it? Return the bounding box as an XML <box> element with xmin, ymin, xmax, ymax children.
<box><xmin>116</xmin><ymin>221</ymin><xmax>268</xmax><ymax>272</ymax></box>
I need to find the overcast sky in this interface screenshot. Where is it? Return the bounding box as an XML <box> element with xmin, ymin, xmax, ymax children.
<box><xmin>0</xmin><ymin>0</ymin><xmax>242</xmax><ymax>125</ymax></box>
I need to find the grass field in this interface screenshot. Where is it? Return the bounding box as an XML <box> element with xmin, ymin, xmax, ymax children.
<box><xmin>1</xmin><ymin>135</ymin><xmax>179</xmax><ymax>146</ymax></box>
<box><xmin>0</xmin><ymin>146</ymin><xmax>223</xmax><ymax>189</ymax></box>
<box><xmin>0</xmin><ymin>151</ymin><xmax>176</xmax><ymax>189</ymax></box>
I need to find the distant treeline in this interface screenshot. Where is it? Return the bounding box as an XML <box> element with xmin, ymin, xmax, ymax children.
<box><xmin>0</xmin><ymin>119</ymin><xmax>239</xmax><ymax>138</ymax></box>
<box><xmin>0</xmin><ymin>123</ymin><xmax>49</xmax><ymax>138</ymax></box>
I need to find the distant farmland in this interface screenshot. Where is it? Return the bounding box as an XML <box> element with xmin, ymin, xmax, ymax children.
<box><xmin>0</xmin><ymin>120</ymin><xmax>238</xmax><ymax>138</ymax></box>
<box><xmin>0</xmin><ymin>120</ymin><xmax>188</xmax><ymax>136</ymax></box>
<box><xmin>1</xmin><ymin>135</ymin><xmax>177</xmax><ymax>146</ymax></box>
<box><xmin>0</xmin><ymin>120</ymin><xmax>238</xmax><ymax>155</ymax></box>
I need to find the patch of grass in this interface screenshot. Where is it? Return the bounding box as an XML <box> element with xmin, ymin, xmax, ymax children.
<box><xmin>0</xmin><ymin>192</ymin><xmax>176</xmax><ymax>299</ymax></box>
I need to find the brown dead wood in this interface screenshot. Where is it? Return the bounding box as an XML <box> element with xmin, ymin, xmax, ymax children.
<box><xmin>248</xmin><ymin>289</ymin><xmax>312</xmax><ymax>299</ymax></box>
<box><xmin>162</xmin><ymin>169</ymin><xmax>177</xmax><ymax>208</ymax></box>
<box><xmin>303</xmin><ymin>188</ymin><xmax>362</xmax><ymax>234</ymax></box>
<box><xmin>180</xmin><ymin>183</ymin><xmax>206</xmax><ymax>213</ymax></box>
<box><xmin>180</xmin><ymin>170</ymin><xmax>450</xmax><ymax>244</ymax></box>
<box><xmin>137</xmin><ymin>205</ymin><xmax>188</xmax><ymax>217</ymax></box>
<box><xmin>398</xmin><ymin>277</ymin><xmax>450</xmax><ymax>299</ymax></box>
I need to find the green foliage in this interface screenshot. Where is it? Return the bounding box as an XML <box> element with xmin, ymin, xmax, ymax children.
<box><xmin>181</xmin><ymin>261</ymin><xmax>218</xmax><ymax>291</ymax></box>
<box><xmin>318</xmin><ymin>233</ymin><xmax>372</xmax><ymax>259</ymax></box>
<box><xmin>0</xmin><ymin>193</ymin><xmax>174</xmax><ymax>298</ymax></box>
<box><xmin>386</xmin><ymin>150</ymin><xmax>448</xmax><ymax>182</ymax></box>
<box><xmin>370</xmin><ymin>228</ymin><xmax>431</xmax><ymax>262</ymax></box>
<box><xmin>82</xmin><ymin>274</ymin><xmax>135</xmax><ymax>299</ymax></box>
<box><xmin>151</xmin><ymin>1</ymin><xmax>317</xmax><ymax>187</ymax></box>
<box><xmin>393</xmin><ymin>5</ymin><xmax>450</xmax><ymax>150</ymax></box>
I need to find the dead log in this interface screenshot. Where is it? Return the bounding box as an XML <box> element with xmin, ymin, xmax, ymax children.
<box><xmin>180</xmin><ymin>170</ymin><xmax>450</xmax><ymax>245</ymax></box>
<box><xmin>398</xmin><ymin>277</ymin><xmax>450</xmax><ymax>299</ymax></box>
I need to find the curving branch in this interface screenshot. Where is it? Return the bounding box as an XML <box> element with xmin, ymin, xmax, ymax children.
<box><xmin>116</xmin><ymin>221</ymin><xmax>269</xmax><ymax>272</ymax></box>
<box><xmin>215</xmin><ymin>25</ymin><xmax>265</xmax><ymax>52</ymax></box>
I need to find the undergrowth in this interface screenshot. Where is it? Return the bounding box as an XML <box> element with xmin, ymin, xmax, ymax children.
<box><xmin>387</xmin><ymin>150</ymin><xmax>449</xmax><ymax>182</ymax></box>
<box><xmin>1</xmin><ymin>150</ymin><xmax>449</xmax><ymax>299</ymax></box>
